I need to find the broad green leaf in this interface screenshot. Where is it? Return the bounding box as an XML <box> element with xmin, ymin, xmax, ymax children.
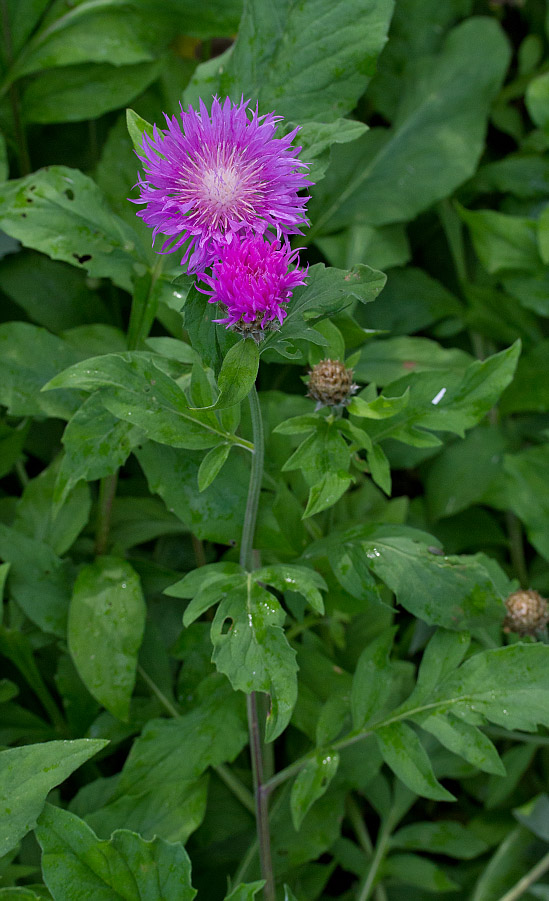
<box><xmin>362</xmin><ymin>266</ymin><xmax>462</xmax><ymax>335</ymax></box>
<box><xmin>380</xmin><ymin>853</ymin><xmax>458</xmax><ymax>892</ymax></box>
<box><xmin>260</xmin><ymin>263</ymin><xmax>386</xmax><ymax>359</ymax></box>
<box><xmin>376</xmin><ymin>722</ymin><xmax>455</xmax><ymax>801</ymax></box>
<box><xmin>14</xmin><ymin>461</ymin><xmax>91</xmax><ymax>556</ymax></box>
<box><xmin>425</xmin><ymin>427</ymin><xmax>505</xmax><ymax>520</ymax></box>
<box><xmin>54</xmin><ymin>395</ymin><xmax>145</xmax><ymax>510</ymax></box>
<box><xmin>253</xmin><ymin>565</ymin><xmax>327</xmax><ymax>614</ymax></box>
<box><xmin>85</xmin><ymin>777</ymin><xmax>208</xmax><ymax>846</ymax></box>
<box><xmin>210</xmin><ymin>577</ymin><xmax>298</xmax><ymax>741</ymax></box>
<box><xmin>0</xmin><ymin>739</ymin><xmax>107</xmax><ymax>856</ymax></box>
<box><xmin>0</xmin><ymin>167</ymin><xmax>145</xmax><ymax>291</ymax></box>
<box><xmin>126</xmin><ymin>108</ymin><xmax>154</xmax><ymax>153</ymax></box>
<box><xmin>0</xmin><ymin>524</ymin><xmax>71</xmax><ymax>635</ymax></box>
<box><xmin>458</xmin><ymin>206</ymin><xmax>541</xmax><ymax>274</ymax></box>
<box><xmin>114</xmin><ymin>680</ymin><xmax>247</xmax><ymax>799</ymax></box>
<box><xmin>362</xmin><ymin>342</ymin><xmax>520</xmax><ymax>444</ymax></box>
<box><xmin>427</xmin><ymin>644</ymin><xmax>549</xmax><ymax>732</ymax></box>
<box><xmin>0</xmin><ymin>890</ymin><xmax>47</xmax><ymax>899</ymax></box>
<box><xmin>197</xmin><ymin>444</ymin><xmax>232</xmax><ymax>492</ymax></box>
<box><xmin>290</xmin><ymin>752</ymin><xmax>340</xmax><ymax>830</ymax></box>
<box><xmin>3</xmin><ymin>0</ymin><xmax>50</xmax><ymax>57</ymax></box>
<box><xmin>45</xmin><ymin>353</ymin><xmax>253</xmax><ymax>452</ymax></box>
<box><xmin>355</xmin><ymin>336</ymin><xmax>472</xmax><ymax>385</ymax></box>
<box><xmin>224</xmin><ymin>884</ymin><xmax>266</xmax><ymax>901</ymax></box>
<box><xmin>0</xmin><ymin>322</ymin><xmax>83</xmax><ymax>419</ymax></box>
<box><xmin>0</xmin><ymin>252</ymin><xmax>114</xmax><ymax>333</ymax></box>
<box><xmin>309</xmin><ymin>17</ymin><xmax>510</xmax><ymax>234</ymax></box>
<box><xmin>136</xmin><ymin>444</ymin><xmax>277</xmax><ymax>547</ymax></box>
<box><xmin>36</xmin><ymin>804</ymin><xmax>197</xmax><ymax>901</ymax></box>
<box><xmin>351</xmin><ymin>628</ymin><xmax>397</xmax><ymax>729</ymax></box>
<box><xmin>526</xmin><ymin>71</ymin><xmax>549</xmax><ymax>132</ymax></box>
<box><xmin>502</xmin><ymin>444</ymin><xmax>549</xmax><ymax>561</ymax></box>
<box><xmin>22</xmin><ymin>60</ymin><xmax>162</xmax><ymax>123</ymax></box>
<box><xmin>500</xmin><ymin>340</ymin><xmax>549</xmax><ymax>414</ymax></box>
<box><xmin>316</xmin><ymin>221</ymin><xmax>410</xmax><ymax>272</ymax></box>
<box><xmin>186</xmin><ymin>0</ymin><xmax>394</xmax><ymax>123</ymax></box>
<box><xmin>68</xmin><ymin>557</ymin><xmax>146</xmax><ymax>721</ymax></box>
<box><xmin>309</xmin><ymin>525</ymin><xmax>508</xmax><ymax>631</ymax></box>
<box><xmin>391</xmin><ymin>820</ymin><xmax>489</xmax><ymax>859</ymax></box>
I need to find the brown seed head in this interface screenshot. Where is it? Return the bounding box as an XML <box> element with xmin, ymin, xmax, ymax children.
<box><xmin>503</xmin><ymin>589</ymin><xmax>549</xmax><ymax>636</ymax></box>
<box><xmin>307</xmin><ymin>359</ymin><xmax>358</xmax><ymax>407</ymax></box>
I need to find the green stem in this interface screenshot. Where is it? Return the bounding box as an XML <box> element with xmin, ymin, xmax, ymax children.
<box><xmin>346</xmin><ymin>797</ymin><xmax>388</xmax><ymax>901</ymax></box>
<box><xmin>239</xmin><ymin>384</ymin><xmax>274</xmax><ymax>901</ymax></box>
<box><xmin>137</xmin><ymin>664</ymin><xmax>256</xmax><ymax>815</ymax></box>
<box><xmin>496</xmin><ymin>849</ymin><xmax>549</xmax><ymax>901</ymax></box>
<box><xmin>356</xmin><ymin>822</ymin><xmax>391</xmax><ymax>901</ymax></box>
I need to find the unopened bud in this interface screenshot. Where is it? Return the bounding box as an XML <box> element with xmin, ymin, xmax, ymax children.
<box><xmin>307</xmin><ymin>359</ymin><xmax>358</xmax><ymax>408</ymax></box>
<box><xmin>503</xmin><ymin>589</ymin><xmax>549</xmax><ymax>636</ymax></box>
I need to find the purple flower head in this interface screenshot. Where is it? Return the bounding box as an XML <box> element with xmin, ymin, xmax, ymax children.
<box><xmin>132</xmin><ymin>96</ymin><xmax>312</xmax><ymax>275</ymax></box>
<box><xmin>199</xmin><ymin>235</ymin><xmax>308</xmax><ymax>339</ymax></box>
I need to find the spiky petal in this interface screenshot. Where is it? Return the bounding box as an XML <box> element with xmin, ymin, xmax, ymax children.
<box><xmin>199</xmin><ymin>235</ymin><xmax>308</xmax><ymax>338</ymax></box>
<box><xmin>132</xmin><ymin>96</ymin><xmax>312</xmax><ymax>275</ymax></box>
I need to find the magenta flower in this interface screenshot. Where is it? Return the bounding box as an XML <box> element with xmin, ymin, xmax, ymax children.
<box><xmin>132</xmin><ymin>96</ymin><xmax>312</xmax><ymax>275</ymax></box>
<box><xmin>199</xmin><ymin>235</ymin><xmax>308</xmax><ymax>338</ymax></box>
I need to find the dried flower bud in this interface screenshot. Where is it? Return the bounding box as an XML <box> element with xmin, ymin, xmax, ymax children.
<box><xmin>307</xmin><ymin>359</ymin><xmax>358</xmax><ymax>407</ymax></box>
<box><xmin>503</xmin><ymin>589</ymin><xmax>549</xmax><ymax>636</ymax></box>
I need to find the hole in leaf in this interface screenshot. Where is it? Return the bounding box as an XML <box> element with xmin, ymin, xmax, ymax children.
<box><xmin>221</xmin><ymin>617</ymin><xmax>234</xmax><ymax>635</ymax></box>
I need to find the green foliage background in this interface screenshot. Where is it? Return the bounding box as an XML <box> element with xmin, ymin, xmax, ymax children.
<box><xmin>1</xmin><ymin>0</ymin><xmax>549</xmax><ymax>898</ymax></box>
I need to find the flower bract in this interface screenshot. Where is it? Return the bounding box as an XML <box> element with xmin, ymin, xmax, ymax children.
<box><xmin>132</xmin><ymin>96</ymin><xmax>311</xmax><ymax>275</ymax></box>
<box><xmin>199</xmin><ymin>235</ymin><xmax>308</xmax><ymax>338</ymax></box>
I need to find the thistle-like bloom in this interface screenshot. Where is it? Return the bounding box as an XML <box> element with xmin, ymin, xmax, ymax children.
<box><xmin>133</xmin><ymin>96</ymin><xmax>311</xmax><ymax>274</ymax></box>
<box><xmin>199</xmin><ymin>235</ymin><xmax>308</xmax><ymax>338</ymax></box>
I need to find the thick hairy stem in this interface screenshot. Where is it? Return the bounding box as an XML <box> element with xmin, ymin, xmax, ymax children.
<box><xmin>240</xmin><ymin>385</ymin><xmax>275</xmax><ymax>901</ymax></box>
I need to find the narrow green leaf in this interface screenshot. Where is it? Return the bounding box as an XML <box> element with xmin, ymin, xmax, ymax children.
<box><xmin>126</xmin><ymin>108</ymin><xmax>155</xmax><ymax>153</ymax></box>
<box><xmin>224</xmin><ymin>883</ymin><xmax>266</xmax><ymax>901</ymax></box>
<box><xmin>366</xmin><ymin>443</ymin><xmax>391</xmax><ymax>495</ymax></box>
<box><xmin>416</xmin><ymin>712</ymin><xmax>505</xmax><ymax>777</ymax></box>
<box><xmin>375</xmin><ymin>722</ymin><xmax>455</xmax><ymax>801</ymax></box>
<box><xmin>290</xmin><ymin>752</ymin><xmax>340</xmax><ymax>831</ymax></box>
<box><xmin>391</xmin><ymin>820</ymin><xmax>489</xmax><ymax>859</ymax></box>
<box><xmin>348</xmin><ymin>388</ymin><xmax>410</xmax><ymax>419</ymax></box>
<box><xmin>68</xmin><ymin>558</ymin><xmax>146</xmax><ymax>721</ymax></box>
<box><xmin>0</xmin><ymin>739</ymin><xmax>108</xmax><ymax>856</ymax></box>
<box><xmin>197</xmin><ymin>444</ymin><xmax>231</xmax><ymax>491</ymax></box>
<box><xmin>194</xmin><ymin>339</ymin><xmax>259</xmax><ymax>411</ymax></box>
<box><xmin>303</xmin><ymin>471</ymin><xmax>352</xmax><ymax>518</ymax></box>
<box><xmin>351</xmin><ymin>628</ymin><xmax>397</xmax><ymax>729</ymax></box>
